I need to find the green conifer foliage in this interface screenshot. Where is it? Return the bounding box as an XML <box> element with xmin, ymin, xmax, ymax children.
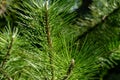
<box><xmin>0</xmin><ymin>0</ymin><xmax>120</xmax><ymax>80</ymax></box>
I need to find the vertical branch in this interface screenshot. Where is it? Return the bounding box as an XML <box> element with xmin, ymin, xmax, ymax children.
<box><xmin>44</xmin><ymin>0</ymin><xmax>55</xmax><ymax>80</ymax></box>
<box><xmin>62</xmin><ymin>59</ymin><xmax>75</xmax><ymax>80</ymax></box>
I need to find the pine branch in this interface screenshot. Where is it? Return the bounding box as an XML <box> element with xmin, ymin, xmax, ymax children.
<box><xmin>44</xmin><ymin>1</ymin><xmax>55</xmax><ymax>80</ymax></box>
<box><xmin>75</xmin><ymin>6</ymin><xmax>120</xmax><ymax>42</ymax></box>
<box><xmin>0</xmin><ymin>31</ymin><xmax>15</xmax><ymax>80</ymax></box>
<box><xmin>62</xmin><ymin>59</ymin><xmax>75</xmax><ymax>80</ymax></box>
<box><xmin>1</xmin><ymin>34</ymin><xmax>14</xmax><ymax>67</ymax></box>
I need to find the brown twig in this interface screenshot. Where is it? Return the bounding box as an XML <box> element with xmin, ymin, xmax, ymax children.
<box><xmin>44</xmin><ymin>0</ymin><xmax>55</xmax><ymax>80</ymax></box>
<box><xmin>0</xmin><ymin>33</ymin><xmax>14</xmax><ymax>80</ymax></box>
<box><xmin>1</xmin><ymin>35</ymin><xmax>14</xmax><ymax>67</ymax></box>
<box><xmin>62</xmin><ymin>59</ymin><xmax>75</xmax><ymax>80</ymax></box>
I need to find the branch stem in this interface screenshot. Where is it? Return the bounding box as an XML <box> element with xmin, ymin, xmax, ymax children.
<box><xmin>62</xmin><ymin>59</ymin><xmax>75</xmax><ymax>80</ymax></box>
<box><xmin>44</xmin><ymin>1</ymin><xmax>55</xmax><ymax>80</ymax></box>
<box><xmin>0</xmin><ymin>32</ymin><xmax>14</xmax><ymax>80</ymax></box>
<box><xmin>1</xmin><ymin>35</ymin><xmax>14</xmax><ymax>67</ymax></box>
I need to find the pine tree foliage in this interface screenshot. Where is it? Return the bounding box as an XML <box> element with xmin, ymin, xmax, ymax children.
<box><xmin>0</xmin><ymin>0</ymin><xmax>120</xmax><ymax>80</ymax></box>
